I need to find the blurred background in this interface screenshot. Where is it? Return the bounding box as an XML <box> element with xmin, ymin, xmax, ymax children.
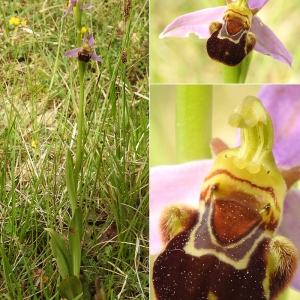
<box><xmin>150</xmin><ymin>84</ymin><xmax>261</xmax><ymax>167</ymax></box>
<box><xmin>150</xmin><ymin>0</ymin><xmax>300</xmax><ymax>83</ymax></box>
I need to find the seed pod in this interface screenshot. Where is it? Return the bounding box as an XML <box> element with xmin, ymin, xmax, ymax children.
<box><xmin>122</xmin><ymin>48</ymin><xmax>127</xmax><ymax>64</ymax></box>
<box><xmin>124</xmin><ymin>0</ymin><xmax>131</xmax><ymax>21</ymax></box>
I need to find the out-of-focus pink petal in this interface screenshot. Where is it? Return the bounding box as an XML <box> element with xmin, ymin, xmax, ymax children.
<box><xmin>83</xmin><ymin>33</ymin><xmax>94</xmax><ymax>47</ymax></box>
<box><xmin>150</xmin><ymin>159</ymin><xmax>214</xmax><ymax>254</ymax></box>
<box><xmin>79</xmin><ymin>4</ymin><xmax>94</xmax><ymax>10</ymax></box>
<box><xmin>248</xmin><ymin>0</ymin><xmax>269</xmax><ymax>10</ymax></box>
<box><xmin>91</xmin><ymin>52</ymin><xmax>103</xmax><ymax>62</ymax></box>
<box><xmin>250</xmin><ymin>16</ymin><xmax>293</xmax><ymax>69</ymax></box>
<box><xmin>277</xmin><ymin>188</ymin><xmax>300</xmax><ymax>291</ymax></box>
<box><xmin>61</xmin><ymin>5</ymin><xmax>73</xmax><ymax>21</ymax></box>
<box><xmin>257</xmin><ymin>85</ymin><xmax>300</xmax><ymax>167</ymax></box>
<box><xmin>159</xmin><ymin>6</ymin><xmax>226</xmax><ymax>39</ymax></box>
<box><xmin>64</xmin><ymin>48</ymin><xmax>81</xmax><ymax>57</ymax></box>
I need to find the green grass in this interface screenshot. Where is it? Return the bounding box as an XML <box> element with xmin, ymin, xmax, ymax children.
<box><xmin>0</xmin><ymin>0</ymin><xmax>149</xmax><ymax>298</ymax></box>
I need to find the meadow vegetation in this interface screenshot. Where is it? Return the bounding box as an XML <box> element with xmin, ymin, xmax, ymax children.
<box><xmin>0</xmin><ymin>0</ymin><xmax>149</xmax><ymax>298</ymax></box>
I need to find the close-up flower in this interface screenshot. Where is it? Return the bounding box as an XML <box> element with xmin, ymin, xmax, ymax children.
<box><xmin>150</xmin><ymin>85</ymin><xmax>300</xmax><ymax>296</ymax></box>
<box><xmin>61</xmin><ymin>0</ymin><xmax>94</xmax><ymax>21</ymax></box>
<box><xmin>64</xmin><ymin>33</ymin><xmax>103</xmax><ymax>63</ymax></box>
<box><xmin>160</xmin><ymin>0</ymin><xmax>293</xmax><ymax>68</ymax></box>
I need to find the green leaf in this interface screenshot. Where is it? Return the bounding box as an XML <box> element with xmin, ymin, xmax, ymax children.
<box><xmin>45</xmin><ymin>228</ymin><xmax>72</xmax><ymax>278</ymax></box>
<box><xmin>124</xmin><ymin>76</ymin><xmax>133</xmax><ymax>96</ymax></box>
<box><xmin>69</xmin><ymin>207</ymin><xmax>83</xmax><ymax>278</ymax></box>
<box><xmin>57</xmin><ymin>275</ymin><xmax>83</xmax><ymax>300</ymax></box>
<box><xmin>65</xmin><ymin>150</ymin><xmax>77</xmax><ymax>215</ymax></box>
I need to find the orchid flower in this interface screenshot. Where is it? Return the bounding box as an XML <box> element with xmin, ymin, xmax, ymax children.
<box><xmin>150</xmin><ymin>85</ymin><xmax>300</xmax><ymax>292</ymax></box>
<box><xmin>64</xmin><ymin>33</ymin><xmax>103</xmax><ymax>63</ymax></box>
<box><xmin>61</xmin><ymin>0</ymin><xmax>94</xmax><ymax>21</ymax></box>
<box><xmin>160</xmin><ymin>0</ymin><xmax>293</xmax><ymax>68</ymax></box>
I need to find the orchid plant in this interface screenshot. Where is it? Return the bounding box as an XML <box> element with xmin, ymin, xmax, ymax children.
<box><xmin>150</xmin><ymin>85</ymin><xmax>300</xmax><ymax>300</ymax></box>
<box><xmin>159</xmin><ymin>0</ymin><xmax>293</xmax><ymax>83</ymax></box>
<box><xmin>45</xmin><ymin>2</ymin><xmax>102</xmax><ymax>299</ymax></box>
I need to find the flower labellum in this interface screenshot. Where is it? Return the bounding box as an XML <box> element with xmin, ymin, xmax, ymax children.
<box><xmin>207</xmin><ymin>0</ymin><xmax>256</xmax><ymax>66</ymax></box>
<box><xmin>64</xmin><ymin>33</ymin><xmax>103</xmax><ymax>63</ymax></box>
<box><xmin>152</xmin><ymin>97</ymin><xmax>298</xmax><ymax>300</ymax></box>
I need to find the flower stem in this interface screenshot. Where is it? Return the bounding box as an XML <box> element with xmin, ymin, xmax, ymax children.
<box><xmin>176</xmin><ymin>85</ymin><xmax>212</xmax><ymax>164</ymax></box>
<box><xmin>74</xmin><ymin>62</ymin><xmax>85</xmax><ymax>189</ymax></box>
<box><xmin>75</xmin><ymin>0</ymin><xmax>82</xmax><ymax>47</ymax></box>
<box><xmin>222</xmin><ymin>52</ymin><xmax>252</xmax><ymax>83</ymax></box>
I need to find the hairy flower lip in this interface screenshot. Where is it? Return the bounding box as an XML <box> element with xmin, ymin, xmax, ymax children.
<box><xmin>159</xmin><ymin>0</ymin><xmax>293</xmax><ymax>68</ymax></box>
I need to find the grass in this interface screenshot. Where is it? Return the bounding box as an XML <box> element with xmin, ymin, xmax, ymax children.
<box><xmin>0</xmin><ymin>0</ymin><xmax>149</xmax><ymax>298</ymax></box>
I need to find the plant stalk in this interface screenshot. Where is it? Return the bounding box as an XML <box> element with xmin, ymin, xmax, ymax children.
<box><xmin>176</xmin><ymin>85</ymin><xmax>213</xmax><ymax>164</ymax></box>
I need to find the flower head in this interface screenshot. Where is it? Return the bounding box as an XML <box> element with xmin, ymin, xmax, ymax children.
<box><xmin>160</xmin><ymin>0</ymin><xmax>293</xmax><ymax>68</ymax></box>
<box><xmin>64</xmin><ymin>33</ymin><xmax>103</xmax><ymax>63</ymax></box>
<box><xmin>61</xmin><ymin>0</ymin><xmax>94</xmax><ymax>21</ymax></box>
<box><xmin>81</xmin><ymin>27</ymin><xmax>89</xmax><ymax>34</ymax></box>
<box><xmin>150</xmin><ymin>85</ymin><xmax>300</xmax><ymax>291</ymax></box>
<box><xmin>9</xmin><ymin>17</ymin><xmax>26</xmax><ymax>26</ymax></box>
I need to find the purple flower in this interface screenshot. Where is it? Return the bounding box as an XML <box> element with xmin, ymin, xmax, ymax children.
<box><xmin>64</xmin><ymin>33</ymin><xmax>103</xmax><ymax>63</ymax></box>
<box><xmin>160</xmin><ymin>0</ymin><xmax>293</xmax><ymax>68</ymax></box>
<box><xmin>150</xmin><ymin>85</ymin><xmax>300</xmax><ymax>290</ymax></box>
<box><xmin>61</xmin><ymin>0</ymin><xmax>94</xmax><ymax>21</ymax></box>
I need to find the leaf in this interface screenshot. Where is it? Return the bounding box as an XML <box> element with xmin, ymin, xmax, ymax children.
<box><xmin>45</xmin><ymin>228</ymin><xmax>72</xmax><ymax>278</ymax></box>
<box><xmin>68</xmin><ymin>207</ymin><xmax>83</xmax><ymax>278</ymax></box>
<box><xmin>65</xmin><ymin>150</ymin><xmax>77</xmax><ymax>215</ymax></box>
<box><xmin>57</xmin><ymin>275</ymin><xmax>83</xmax><ymax>300</ymax></box>
<box><xmin>124</xmin><ymin>76</ymin><xmax>133</xmax><ymax>96</ymax></box>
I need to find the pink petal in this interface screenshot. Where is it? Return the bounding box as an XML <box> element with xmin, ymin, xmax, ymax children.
<box><xmin>61</xmin><ymin>5</ymin><xmax>73</xmax><ymax>21</ymax></box>
<box><xmin>83</xmin><ymin>33</ymin><xmax>94</xmax><ymax>47</ymax></box>
<box><xmin>248</xmin><ymin>0</ymin><xmax>269</xmax><ymax>10</ymax></box>
<box><xmin>150</xmin><ymin>159</ymin><xmax>214</xmax><ymax>254</ymax></box>
<box><xmin>91</xmin><ymin>52</ymin><xmax>103</xmax><ymax>62</ymax></box>
<box><xmin>277</xmin><ymin>188</ymin><xmax>300</xmax><ymax>291</ymax></box>
<box><xmin>250</xmin><ymin>16</ymin><xmax>293</xmax><ymax>69</ymax></box>
<box><xmin>159</xmin><ymin>6</ymin><xmax>226</xmax><ymax>39</ymax></box>
<box><xmin>257</xmin><ymin>85</ymin><xmax>300</xmax><ymax>167</ymax></box>
<box><xmin>79</xmin><ymin>4</ymin><xmax>94</xmax><ymax>10</ymax></box>
<box><xmin>64</xmin><ymin>48</ymin><xmax>81</xmax><ymax>57</ymax></box>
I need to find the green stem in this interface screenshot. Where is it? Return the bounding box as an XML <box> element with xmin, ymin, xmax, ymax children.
<box><xmin>176</xmin><ymin>85</ymin><xmax>213</xmax><ymax>164</ymax></box>
<box><xmin>74</xmin><ymin>62</ymin><xmax>85</xmax><ymax>189</ymax></box>
<box><xmin>75</xmin><ymin>1</ymin><xmax>82</xmax><ymax>47</ymax></box>
<box><xmin>222</xmin><ymin>53</ymin><xmax>252</xmax><ymax>83</ymax></box>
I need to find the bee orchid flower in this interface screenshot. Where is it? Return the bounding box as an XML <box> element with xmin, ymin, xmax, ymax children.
<box><xmin>61</xmin><ymin>0</ymin><xmax>94</xmax><ymax>21</ymax></box>
<box><xmin>150</xmin><ymin>85</ymin><xmax>300</xmax><ymax>292</ymax></box>
<box><xmin>159</xmin><ymin>0</ymin><xmax>293</xmax><ymax>68</ymax></box>
<box><xmin>64</xmin><ymin>33</ymin><xmax>103</xmax><ymax>63</ymax></box>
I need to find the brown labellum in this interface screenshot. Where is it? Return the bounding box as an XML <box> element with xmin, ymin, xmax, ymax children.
<box><xmin>78</xmin><ymin>49</ymin><xmax>92</xmax><ymax>63</ymax></box>
<box><xmin>206</xmin><ymin>18</ymin><xmax>256</xmax><ymax>67</ymax></box>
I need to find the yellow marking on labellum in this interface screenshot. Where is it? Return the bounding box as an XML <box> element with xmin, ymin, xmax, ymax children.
<box><xmin>184</xmin><ymin>230</ymin><xmax>269</xmax><ymax>270</ymax></box>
